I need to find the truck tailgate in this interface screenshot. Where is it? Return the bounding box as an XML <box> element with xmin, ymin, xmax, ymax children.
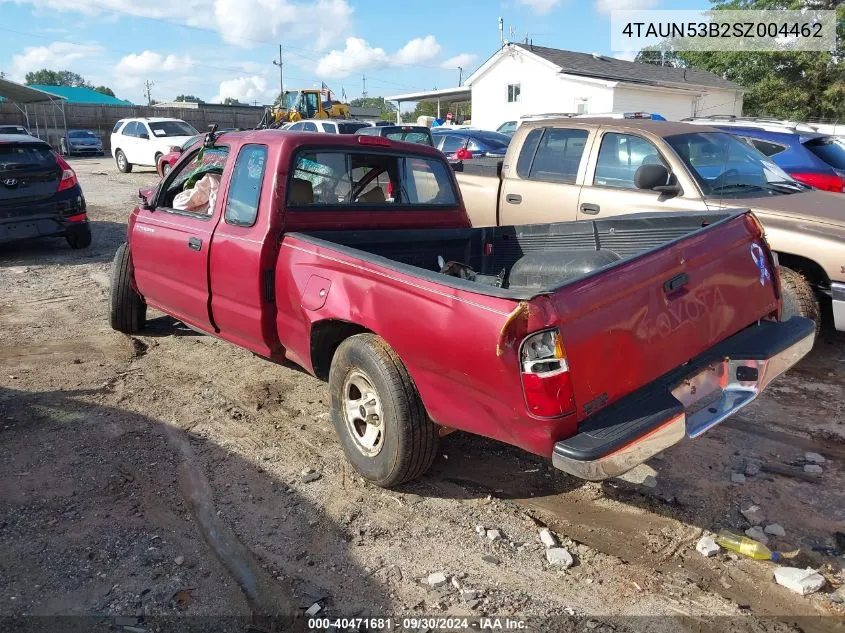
<box><xmin>549</xmin><ymin>213</ymin><xmax>779</xmax><ymax>422</ymax></box>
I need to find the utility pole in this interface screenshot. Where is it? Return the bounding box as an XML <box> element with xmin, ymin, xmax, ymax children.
<box><xmin>457</xmin><ymin>66</ymin><xmax>463</xmax><ymax>86</ymax></box>
<box><xmin>272</xmin><ymin>44</ymin><xmax>284</xmax><ymax>103</ymax></box>
<box><xmin>143</xmin><ymin>80</ymin><xmax>154</xmax><ymax>106</ymax></box>
<box><xmin>361</xmin><ymin>74</ymin><xmax>367</xmax><ymax>99</ymax></box>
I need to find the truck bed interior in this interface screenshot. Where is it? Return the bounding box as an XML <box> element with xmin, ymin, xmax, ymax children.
<box><xmin>297</xmin><ymin>211</ymin><xmax>742</xmax><ymax>300</ymax></box>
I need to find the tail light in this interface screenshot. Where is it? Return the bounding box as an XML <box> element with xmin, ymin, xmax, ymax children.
<box><xmin>790</xmin><ymin>172</ymin><xmax>845</xmax><ymax>193</ymax></box>
<box><xmin>520</xmin><ymin>329</ymin><xmax>576</xmax><ymax>418</ymax></box>
<box><xmin>53</xmin><ymin>153</ymin><xmax>78</xmax><ymax>192</ymax></box>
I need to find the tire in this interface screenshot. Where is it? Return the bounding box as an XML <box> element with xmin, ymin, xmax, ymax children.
<box><xmin>329</xmin><ymin>333</ymin><xmax>438</xmax><ymax>488</ymax></box>
<box><xmin>115</xmin><ymin>149</ymin><xmax>132</xmax><ymax>173</ymax></box>
<box><xmin>779</xmin><ymin>266</ymin><xmax>820</xmax><ymax>335</ymax></box>
<box><xmin>161</xmin><ymin>163</ymin><xmax>171</xmax><ymax>177</ymax></box>
<box><xmin>65</xmin><ymin>224</ymin><xmax>92</xmax><ymax>249</ymax></box>
<box><xmin>110</xmin><ymin>242</ymin><xmax>147</xmax><ymax>334</ymax></box>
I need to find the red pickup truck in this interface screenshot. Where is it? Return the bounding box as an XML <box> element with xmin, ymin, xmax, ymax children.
<box><xmin>109</xmin><ymin>129</ymin><xmax>814</xmax><ymax>487</ymax></box>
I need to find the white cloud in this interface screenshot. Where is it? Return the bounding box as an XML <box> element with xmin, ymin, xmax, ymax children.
<box><xmin>316</xmin><ymin>37</ymin><xmax>389</xmax><ymax>78</ymax></box>
<box><xmin>10</xmin><ymin>41</ymin><xmax>104</xmax><ymax>81</ymax></box>
<box><xmin>595</xmin><ymin>0</ymin><xmax>659</xmax><ymax>14</ymax></box>
<box><xmin>115</xmin><ymin>51</ymin><xmax>195</xmax><ymax>75</ymax></box>
<box><xmin>518</xmin><ymin>0</ymin><xmax>563</xmax><ymax>15</ymax></box>
<box><xmin>316</xmin><ymin>35</ymin><xmax>444</xmax><ymax>78</ymax></box>
<box><xmin>440</xmin><ymin>53</ymin><xmax>477</xmax><ymax>69</ymax></box>
<box><xmin>613</xmin><ymin>50</ymin><xmax>637</xmax><ymax>61</ymax></box>
<box><xmin>393</xmin><ymin>35</ymin><xmax>441</xmax><ymax>66</ymax></box>
<box><xmin>213</xmin><ymin>75</ymin><xmax>269</xmax><ymax>103</ymax></box>
<box><xmin>9</xmin><ymin>0</ymin><xmax>353</xmax><ymax>50</ymax></box>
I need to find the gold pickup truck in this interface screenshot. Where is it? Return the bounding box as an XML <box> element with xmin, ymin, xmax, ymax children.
<box><xmin>455</xmin><ymin>118</ymin><xmax>845</xmax><ymax>334</ymax></box>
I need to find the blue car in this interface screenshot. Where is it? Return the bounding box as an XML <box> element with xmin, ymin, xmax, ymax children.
<box><xmin>684</xmin><ymin>120</ymin><xmax>845</xmax><ymax>193</ymax></box>
<box><xmin>431</xmin><ymin>128</ymin><xmax>511</xmax><ymax>159</ymax></box>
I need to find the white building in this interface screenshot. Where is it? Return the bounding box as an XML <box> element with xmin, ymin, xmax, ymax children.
<box><xmin>466</xmin><ymin>43</ymin><xmax>743</xmax><ymax>129</ymax></box>
<box><xmin>388</xmin><ymin>43</ymin><xmax>743</xmax><ymax>130</ymax></box>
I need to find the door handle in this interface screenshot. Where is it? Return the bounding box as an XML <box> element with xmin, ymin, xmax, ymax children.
<box><xmin>187</xmin><ymin>237</ymin><xmax>202</xmax><ymax>251</ymax></box>
<box><xmin>663</xmin><ymin>272</ymin><xmax>689</xmax><ymax>294</ymax></box>
<box><xmin>580</xmin><ymin>203</ymin><xmax>600</xmax><ymax>215</ymax></box>
<box><xmin>505</xmin><ymin>193</ymin><xmax>522</xmax><ymax>204</ymax></box>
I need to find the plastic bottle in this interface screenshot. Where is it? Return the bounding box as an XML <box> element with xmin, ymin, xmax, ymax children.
<box><xmin>716</xmin><ymin>530</ymin><xmax>781</xmax><ymax>561</ymax></box>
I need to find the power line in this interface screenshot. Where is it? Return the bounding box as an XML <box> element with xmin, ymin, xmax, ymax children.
<box><xmin>143</xmin><ymin>79</ymin><xmax>154</xmax><ymax>105</ymax></box>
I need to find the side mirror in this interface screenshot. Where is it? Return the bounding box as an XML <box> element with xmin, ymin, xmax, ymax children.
<box><xmin>635</xmin><ymin>164</ymin><xmax>681</xmax><ymax>195</ymax></box>
<box><xmin>139</xmin><ymin>132</ymin><xmax>149</xmax><ymax>140</ymax></box>
<box><xmin>139</xmin><ymin>188</ymin><xmax>154</xmax><ymax>211</ymax></box>
<box><xmin>169</xmin><ymin>145</ymin><xmax>182</xmax><ymax>153</ymax></box>
<box><xmin>450</xmin><ymin>160</ymin><xmax>464</xmax><ymax>172</ymax></box>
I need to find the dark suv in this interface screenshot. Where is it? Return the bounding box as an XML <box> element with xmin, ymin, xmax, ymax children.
<box><xmin>356</xmin><ymin>125</ymin><xmax>434</xmax><ymax>146</ymax></box>
<box><xmin>0</xmin><ymin>134</ymin><xmax>91</xmax><ymax>248</ymax></box>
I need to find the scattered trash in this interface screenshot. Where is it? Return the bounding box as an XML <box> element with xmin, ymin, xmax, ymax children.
<box><xmin>803</xmin><ymin>464</ymin><xmax>823</xmax><ymax>474</ymax></box>
<box><xmin>716</xmin><ymin>530</ymin><xmax>780</xmax><ymax>561</ymax></box>
<box><xmin>426</xmin><ymin>572</ymin><xmax>447</xmax><ymax>588</ymax></box>
<box><xmin>545</xmin><ymin>547</ymin><xmax>574</xmax><ymax>568</ymax></box>
<box><xmin>740</xmin><ymin>504</ymin><xmax>766</xmax><ymax>525</ymax></box>
<box><xmin>538</xmin><ymin>528</ymin><xmax>558</xmax><ymax>549</ymax></box>
<box><xmin>300</xmin><ymin>468</ymin><xmax>322</xmax><ymax>483</ymax></box>
<box><xmin>804</xmin><ymin>452</ymin><xmax>826</xmax><ymax>464</ymax></box>
<box><xmin>696</xmin><ymin>536</ymin><xmax>721</xmax><ymax>557</ymax></box>
<box><xmin>764</xmin><ymin>524</ymin><xmax>786</xmax><ymax>537</ymax></box>
<box><xmin>486</xmin><ymin>529</ymin><xmax>503</xmax><ymax>542</ymax></box>
<box><xmin>773</xmin><ymin>567</ymin><xmax>826</xmax><ymax>595</ymax></box>
<box><xmin>731</xmin><ymin>473</ymin><xmax>746</xmax><ymax>484</ymax></box>
<box><xmin>745</xmin><ymin>526</ymin><xmax>770</xmax><ymax>546</ymax></box>
<box><xmin>305</xmin><ymin>602</ymin><xmax>322</xmax><ymax>617</ymax></box>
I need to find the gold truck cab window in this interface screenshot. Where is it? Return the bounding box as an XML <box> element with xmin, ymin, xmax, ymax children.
<box><xmin>594</xmin><ymin>132</ymin><xmax>666</xmax><ymax>189</ymax></box>
<box><xmin>516</xmin><ymin>127</ymin><xmax>589</xmax><ymax>184</ymax></box>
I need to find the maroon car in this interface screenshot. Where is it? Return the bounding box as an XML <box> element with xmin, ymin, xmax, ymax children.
<box><xmin>109</xmin><ymin>130</ymin><xmax>811</xmax><ymax>488</ymax></box>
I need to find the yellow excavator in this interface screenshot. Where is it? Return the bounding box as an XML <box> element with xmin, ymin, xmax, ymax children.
<box><xmin>261</xmin><ymin>88</ymin><xmax>350</xmax><ymax>127</ymax></box>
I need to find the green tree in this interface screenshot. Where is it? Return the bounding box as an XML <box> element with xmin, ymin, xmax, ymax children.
<box><xmin>636</xmin><ymin>0</ymin><xmax>845</xmax><ymax>120</ymax></box>
<box><xmin>175</xmin><ymin>94</ymin><xmax>205</xmax><ymax>104</ymax></box>
<box><xmin>222</xmin><ymin>97</ymin><xmax>241</xmax><ymax>105</ymax></box>
<box><xmin>25</xmin><ymin>69</ymin><xmax>90</xmax><ymax>87</ymax></box>
<box><xmin>349</xmin><ymin>96</ymin><xmax>397</xmax><ymax>119</ymax></box>
<box><xmin>94</xmin><ymin>85</ymin><xmax>115</xmax><ymax>97</ymax></box>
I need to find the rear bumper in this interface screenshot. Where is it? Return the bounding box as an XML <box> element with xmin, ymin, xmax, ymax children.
<box><xmin>832</xmin><ymin>282</ymin><xmax>845</xmax><ymax>332</ymax></box>
<box><xmin>552</xmin><ymin>317</ymin><xmax>815</xmax><ymax>481</ymax></box>
<box><xmin>0</xmin><ymin>188</ymin><xmax>86</xmax><ymax>244</ymax></box>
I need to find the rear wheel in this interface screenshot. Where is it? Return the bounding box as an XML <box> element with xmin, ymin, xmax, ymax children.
<box><xmin>779</xmin><ymin>266</ymin><xmax>820</xmax><ymax>335</ymax></box>
<box><xmin>328</xmin><ymin>333</ymin><xmax>438</xmax><ymax>488</ymax></box>
<box><xmin>65</xmin><ymin>224</ymin><xmax>91</xmax><ymax>249</ymax></box>
<box><xmin>161</xmin><ymin>162</ymin><xmax>171</xmax><ymax>177</ymax></box>
<box><xmin>110</xmin><ymin>242</ymin><xmax>146</xmax><ymax>334</ymax></box>
<box><xmin>115</xmin><ymin>149</ymin><xmax>132</xmax><ymax>173</ymax></box>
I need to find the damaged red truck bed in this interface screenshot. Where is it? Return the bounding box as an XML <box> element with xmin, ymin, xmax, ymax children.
<box><xmin>110</xmin><ymin>130</ymin><xmax>814</xmax><ymax>487</ymax></box>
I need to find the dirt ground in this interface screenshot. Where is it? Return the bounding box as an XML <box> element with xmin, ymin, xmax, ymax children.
<box><xmin>1</xmin><ymin>156</ymin><xmax>843</xmax><ymax>632</ymax></box>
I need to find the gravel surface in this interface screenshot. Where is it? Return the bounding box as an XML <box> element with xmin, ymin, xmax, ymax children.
<box><xmin>1</xmin><ymin>157</ymin><xmax>843</xmax><ymax>630</ymax></box>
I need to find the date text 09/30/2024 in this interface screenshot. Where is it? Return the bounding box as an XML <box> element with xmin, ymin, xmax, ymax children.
<box><xmin>308</xmin><ymin>617</ymin><xmax>528</xmax><ymax>630</ymax></box>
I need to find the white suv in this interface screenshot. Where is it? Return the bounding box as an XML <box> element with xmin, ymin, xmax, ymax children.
<box><xmin>286</xmin><ymin>119</ymin><xmax>371</xmax><ymax>134</ymax></box>
<box><xmin>110</xmin><ymin>117</ymin><xmax>198</xmax><ymax>173</ymax></box>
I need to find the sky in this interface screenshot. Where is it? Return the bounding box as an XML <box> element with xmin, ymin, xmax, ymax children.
<box><xmin>0</xmin><ymin>0</ymin><xmax>708</xmax><ymax>106</ymax></box>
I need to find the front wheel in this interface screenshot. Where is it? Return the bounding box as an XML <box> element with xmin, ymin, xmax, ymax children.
<box><xmin>328</xmin><ymin>334</ymin><xmax>438</xmax><ymax>488</ymax></box>
<box><xmin>115</xmin><ymin>149</ymin><xmax>132</xmax><ymax>173</ymax></box>
<box><xmin>161</xmin><ymin>162</ymin><xmax>171</xmax><ymax>177</ymax></box>
<box><xmin>780</xmin><ymin>266</ymin><xmax>820</xmax><ymax>335</ymax></box>
<box><xmin>110</xmin><ymin>243</ymin><xmax>147</xmax><ymax>334</ymax></box>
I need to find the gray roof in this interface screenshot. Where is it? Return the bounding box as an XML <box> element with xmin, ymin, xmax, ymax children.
<box><xmin>0</xmin><ymin>78</ymin><xmax>66</xmax><ymax>104</ymax></box>
<box><xmin>515</xmin><ymin>44</ymin><xmax>741</xmax><ymax>91</ymax></box>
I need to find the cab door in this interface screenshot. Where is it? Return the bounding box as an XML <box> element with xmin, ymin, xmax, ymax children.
<box><xmin>498</xmin><ymin>125</ymin><xmax>595</xmax><ymax>226</ymax></box>
<box><xmin>576</xmin><ymin>129</ymin><xmax>705</xmax><ymax>220</ymax></box>
<box><xmin>208</xmin><ymin>143</ymin><xmax>281</xmax><ymax>357</ymax></box>
<box><xmin>131</xmin><ymin>145</ymin><xmax>229</xmax><ymax>332</ymax></box>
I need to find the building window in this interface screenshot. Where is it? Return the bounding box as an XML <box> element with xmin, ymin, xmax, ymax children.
<box><xmin>576</xmin><ymin>98</ymin><xmax>589</xmax><ymax>114</ymax></box>
<box><xmin>507</xmin><ymin>84</ymin><xmax>521</xmax><ymax>103</ymax></box>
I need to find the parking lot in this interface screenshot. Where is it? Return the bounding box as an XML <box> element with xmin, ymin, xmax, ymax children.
<box><xmin>1</xmin><ymin>156</ymin><xmax>844</xmax><ymax>627</ymax></box>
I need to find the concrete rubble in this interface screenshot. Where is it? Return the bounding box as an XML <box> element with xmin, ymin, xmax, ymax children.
<box><xmin>741</xmin><ymin>504</ymin><xmax>766</xmax><ymax>524</ymax></box>
<box><xmin>538</xmin><ymin>528</ymin><xmax>558</xmax><ymax>549</ymax></box>
<box><xmin>773</xmin><ymin>567</ymin><xmax>826</xmax><ymax>595</ymax></box>
<box><xmin>745</xmin><ymin>527</ymin><xmax>769</xmax><ymax>545</ymax></box>
<box><xmin>426</xmin><ymin>572</ymin><xmax>448</xmax><ymax>588</ymax></box>
<box><xmin>546</xmin><ymin>548</ymin><xmax>574</xmax><ymax>568</ymax></box>
<box><xmin>804</xmin><ymin>452</ymin><xmax>826</xmax><ymax>464</ymax></box>
<box><xmin>300</xmin><ymin>468</ymin><xmax>321</xmax><ymax>483</ymax></box>
<box><xmin>731</xmin><ymin>473</ymin><xmax>746</xmax><ymax>484</ymax></box>
<box><xmin>764</xmin><ymin>524</ymin><xmax>786</xmax><ymax>537</ymax></box>
<box><xmin>486</xmin><ymin>529</ymin><xmax>503</xmax><ymax>542</ymax></box>
<box><xmin>696</xmin><ymin>536</ymin><xmax>721</xmax><ymax>557</ymax></box>
<box><xmin>803</xmin><ymin>464</ymin><xmax>823</xmax><ymax>474</ymax></box>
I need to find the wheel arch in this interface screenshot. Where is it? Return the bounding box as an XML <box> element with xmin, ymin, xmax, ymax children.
<box><xmin>774</xmin><ymin>251</ymin><xmax>831</xmax><ymax>293</ymax></box>
<box><xmin>310</xmin><ymin>319</ymin><xmax>372</xmax><ymax>380</ymax></box>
